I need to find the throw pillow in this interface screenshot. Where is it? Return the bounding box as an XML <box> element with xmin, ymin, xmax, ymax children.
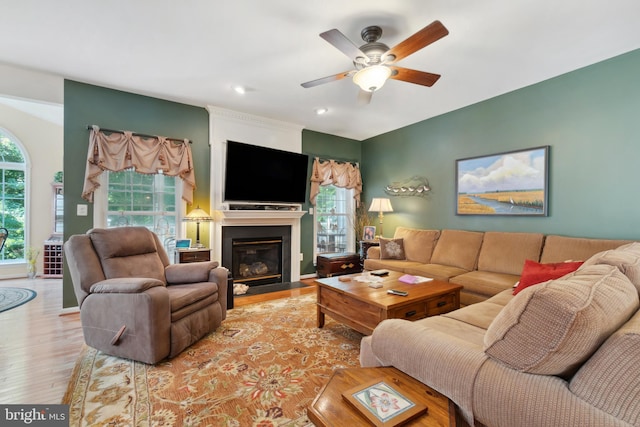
<box><xmin>484</xmin><ymin>264</ymin><xmax>639</xmax><ymax>376</ymax></box>
<box><xmin>513</xmin><ymin>259</ymin><xmax>584</xmax><ymax>295</ymax></box>
<box><xmin>379</xmin><ymin>238</ymin><xmax>406</xmax><ymax>260</ymax></box>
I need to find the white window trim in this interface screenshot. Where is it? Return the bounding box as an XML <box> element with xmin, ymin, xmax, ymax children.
<box><xmin>313</xmin><ymin>186</ymin><xmax>355</xmax><ymax>263</ymax></box>
<box><xmin>0</xmin><ymin>127</ymin><xmax>30</xmax><ymax>265</ymax></box>
<box><xmin>93</xmin><ymin>171</ymin><xmax>187</xmax><ymax>236</ymax></box>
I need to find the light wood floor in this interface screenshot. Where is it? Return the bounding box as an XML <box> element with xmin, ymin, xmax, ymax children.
<box><xmin>0</xmin><ymin>276</ymin><xmax>317</xmax><ymax>405</ymax></box>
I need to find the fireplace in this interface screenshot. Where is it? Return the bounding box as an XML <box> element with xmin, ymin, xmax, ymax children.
<box><xmin>222</xmin><ymin>225</ymin><xmax>291</xmax><ymax>286</ymax></box>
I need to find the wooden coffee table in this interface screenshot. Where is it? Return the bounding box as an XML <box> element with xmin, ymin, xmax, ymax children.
<box><xmin>307</xmin><ymin>367</ymin><xmax>456</xmax><ymax>427</ymax></box>
<box><xmin>315</xmin><ymin>271</ymin><xmax>462</xmax><ymax>335</ymax></box>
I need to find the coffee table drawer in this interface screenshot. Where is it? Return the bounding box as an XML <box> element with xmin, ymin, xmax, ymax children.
<box><xmin>387</xmin><ymin>291</ymin><xmax>458</xmax><ymax>320</ymax></box>
<box><xmin>425</xmin><ymin>291</ymin><xmax>458</xmax><ymax>316</ymax></box>
<box><xmin>388</xmin><ymin>300</ymin><xmax>429</xmax><ymax>320</ymax></box>
<box><xmin>319</xmin><ymin>288</ymin><xmax>381</xmax><ymax>325</ymax></box>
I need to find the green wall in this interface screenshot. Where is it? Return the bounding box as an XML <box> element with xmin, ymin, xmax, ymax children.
<box><xmin>63</xmin><ymin>80</ymin><xmax>209</xmax><ymax>307</ymax></box>
<box><xmin>361</xmin><ymin>49</ymin><xmax>640</xmax><ymax>240</ymax></box>
<box><xmin>301</xmin><ymin>130</ymin><xmax>361</xmax><ymax>274</ymax></box>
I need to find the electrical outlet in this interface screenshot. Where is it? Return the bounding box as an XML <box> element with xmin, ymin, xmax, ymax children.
<box><xmin>309</xmin><ymin>207</ymin><xmax>314</xmax><ymax>215</ymax></box>
<box><xmin>300</xmin><ymin>252</ymin><xmax>304</xmax><ymax>261</ymax></box>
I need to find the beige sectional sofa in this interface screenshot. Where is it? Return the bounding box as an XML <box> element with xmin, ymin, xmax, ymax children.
<box><xmin>361</xmin><ymin>229</ymin><xmax>640</xmax><ymax>426</ymax></box>
<box><xmin>364</xmin><ymin>227</ymin><xmax>633</xmax><ymax>305</ymax></box>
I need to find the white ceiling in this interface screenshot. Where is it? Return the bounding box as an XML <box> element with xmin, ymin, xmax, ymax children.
<box><xmin>2</xmin><ymin>0</ymin><xmax>639</xmax><ymax>141</ymax></box>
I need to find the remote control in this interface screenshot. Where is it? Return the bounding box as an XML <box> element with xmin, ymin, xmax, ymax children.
<box><xmin>371</xmin><ymin>269</ymin><xmax>390</xmax><ymax>276</ymax></box>
<box><xmin>387</xmin><ymin>289</ymin><xmax>408</xmax><ymax>296</ymax></box>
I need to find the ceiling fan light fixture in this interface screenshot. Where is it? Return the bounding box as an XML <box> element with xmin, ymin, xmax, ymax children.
<box><xmin>353</xmin><ymin>65</ymin><xmax>391</xmax><ymax>92</ymax></box>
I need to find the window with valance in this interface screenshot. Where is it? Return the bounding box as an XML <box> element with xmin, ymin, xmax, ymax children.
<box><xmin>309</xmin><ymin>158</ymin><xmax>362</xmax><ymax>207</ymax></box>
<box><xmin>310</xmin><ymin>158</ymin><xmax>362</xmax><ymax>256</ymax></box>
<box><xmin>82</xmin><ymin>125</ymin><xmax>196</xmax><ymax>204</ymax></box>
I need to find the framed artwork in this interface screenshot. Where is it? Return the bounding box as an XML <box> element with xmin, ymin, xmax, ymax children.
<box><xmin>456</xmin><ymin>146</ymin><xmax>549</xmax><ymax>216</ymax></box>
<box><xmin>342</xmin><ymin>379</ymin><xmax>427</xmax><ymax>427</ymax></box>
<box><xmin>363</xmin><ymin>226</ymin><xmax>376</xmax><ymax>240</ymax></box>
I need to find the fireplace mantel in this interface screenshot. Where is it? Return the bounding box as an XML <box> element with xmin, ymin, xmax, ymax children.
<box><xmin>216</xmin><ymin>210</ymin><xmax>306</xmax><ymax>224</ymax></box>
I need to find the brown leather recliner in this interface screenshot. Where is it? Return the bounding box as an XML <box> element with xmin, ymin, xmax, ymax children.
<box><xmin>64</xmin><ymin>226</ymin><xmax>228</xmax><ymax>364</ymax></box>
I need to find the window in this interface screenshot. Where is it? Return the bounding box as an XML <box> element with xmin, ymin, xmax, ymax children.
<box><xmin>95</xmin><ymin>169</ymin><xmax>181</xmax><ymax>255</ymax></box>
<box><xmin>314</xmin><ymin>185</ymin><xmax>355</xmax><ymax>256</ymax></box>
<box><xmin>0</xmin><ymin>129</ymin><xmax>27</xmax><ymax>262</ymax></box>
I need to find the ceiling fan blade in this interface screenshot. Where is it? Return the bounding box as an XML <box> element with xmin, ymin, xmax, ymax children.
<box><xmin>320</xmin><ymin>29</ymin><xmax>368</xmax><ymax>62</ymax></box>
<box><xmin>357</xmin><ymin>89</ymin><xmax>373</xmax><ymax>105</ymax></box>
<box><xmin>383</xmin><ymin>20</ymin><xmax>449</xmax><ymax>64</ymax></box>
<box><xmin>389</xmin><ymin>66</ymin><xmax>441</xmax><ymax>87</ymax></box>
<box><xmin>301</xmin><ymin>70</ymin><xmax>354</xmax><ymax>88</ymax></box>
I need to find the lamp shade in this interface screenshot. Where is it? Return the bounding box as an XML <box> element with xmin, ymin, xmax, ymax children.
<box><xmin>353</xmin><ymin>65</ymin><xmax>392</xmax><ymax>92</ymax></box>
<box><xmin>368</xmin><ymin>198</ymin><xmax>393</xmax><ymax>213</ymax></box>
<box><xmin>183</xmin><ymin>206</ymin><xmax>213</xmax><ymax>222</ymax></box>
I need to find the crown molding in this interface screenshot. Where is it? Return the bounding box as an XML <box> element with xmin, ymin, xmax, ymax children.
<box><xmin>206</xmin><ymin>105</ymin><xmax>303</xmax><ymax>133</ymax></box>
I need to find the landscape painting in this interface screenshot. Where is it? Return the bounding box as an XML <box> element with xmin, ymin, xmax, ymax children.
<box><xmin>456</xmin><ymin>146</ymin><xmax>549</xmax><ymax>216</ymax></box>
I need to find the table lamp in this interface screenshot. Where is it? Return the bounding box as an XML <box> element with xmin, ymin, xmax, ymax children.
<box><xmin>183</xmin><ymin>206</ymin><xmax>213</xmax><ymax>248</ymax></box>
<box><xmin>368</xmin><ymin>198</ymin><xmax>393</xmax><ymax>237</ymax></box>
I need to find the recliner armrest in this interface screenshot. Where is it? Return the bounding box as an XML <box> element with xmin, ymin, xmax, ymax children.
<box><xmin>89</xmin><ymin>277</ymin><xmax>165</xmax><ymax>294</ymax></box>
<box><xmin>165</xmin><ymin>261</ymin><xmax>220</xmax><ymax>284</ymax></box>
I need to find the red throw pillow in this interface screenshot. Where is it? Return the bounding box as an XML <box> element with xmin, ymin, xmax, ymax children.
<box><xmin>513</xmin><ymin>259</ymin><xmax>584</xmax><ymax>295</ymax></box>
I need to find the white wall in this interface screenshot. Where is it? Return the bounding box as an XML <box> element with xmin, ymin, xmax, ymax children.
<box><xmin>0</xmin><ymin>64</ymin><xmax>64</xmax><ymax>278</ymax></box>
<box><xmin>0</xmin><ymin>102</ymin><xmax>63</xmax><ymax>278</ymax></box>
<box><xmin>0</xmin><ymin>64</ymin><xmax>63</xmax><ymax>105</ymax></box>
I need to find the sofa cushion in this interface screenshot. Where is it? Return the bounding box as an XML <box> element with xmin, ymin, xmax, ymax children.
<box><xmin>392</xmin><ymin>227</ymin><xmax>440</xmax><ymax>263</ymax></box>
<box><xmin>477</xmin><ymin>231</ymin><xmax>544</xmax><ymax>275</ymax></box>
<box><xmin>580</xmin><ymin>241</ymin><xmax>640</xmax><ymax>294</ymax></box>
<box><xmin>379</xmin><ymin>237</ymin><xmax>406</xmax><ymax>260</ymax></box>
<box><xmin>404</xmin><ymin>263</ymin><xmax>469</xmax><ymax>282</ymax></box>
<box><xmin>484</xmin><ymin>264</ymin><xmax>639</xmax><ymax>376</ymax></box>
<box><xmin>443</xmin><ymin>290</ymin><xmax>511</xmax><ymax>330</ymax></box>
<box><xmin>451</xmin><ymin>271</ymin><xmax>520</xmax><ymax>299</ymax></box>
<box><xmin>513</xmin><ymin>259</ymin><xmax>584</xmax><ymax>295</ymax></box>
<box><xmin>539</xmin><ymin>235</ymin><xmax>633</xmax><ymax>264</ymax></box>
<box><xmin>570</xmin><ymin>309</ymin><xmax>640</xmax><ymax>426</ymax></box>
<box><xmin>430</xmin><ymin>229</ymin><xmax>484</xmax><ymax>271</ymax></box>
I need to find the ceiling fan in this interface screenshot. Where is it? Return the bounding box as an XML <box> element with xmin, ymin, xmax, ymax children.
<box><xmin>301</xmin><ymin>20</ymin><xmax>449</xmax><ymax>104</ymax></box>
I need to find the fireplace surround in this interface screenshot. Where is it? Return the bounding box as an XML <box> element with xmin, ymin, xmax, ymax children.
<box><xmin>222</xmin><ymin>225</ymin><xmax>291</xmax><ymax>285</ymax></box>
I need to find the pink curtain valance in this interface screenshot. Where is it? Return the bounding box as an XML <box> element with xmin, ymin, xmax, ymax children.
<box><xmin>82</xmin><ymin>125</ymin><xmax>196</xmax><ymax>204</ymax></box>
<box><xmin>309</xmin><ymin>157</ymin><xmax>362</xmax><ymax>207</ymax></box>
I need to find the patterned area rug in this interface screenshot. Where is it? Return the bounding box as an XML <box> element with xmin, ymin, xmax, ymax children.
<box><xmin>0</xmin><ymin>287</ymin><xmax>37</xmax><ymax>313</ymax></box>
<box><xmin>63</xmin><ymin>293</ymin><xmax>363</xmax><ymax>426</ymax></box>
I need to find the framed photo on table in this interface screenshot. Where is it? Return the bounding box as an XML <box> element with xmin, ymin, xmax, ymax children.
<box><xmin>363</xmin><ymin>226</ymin><xmax>376</xmax><ymax>240</ymax></box>
<box><xmin>342</xmin><ymin>378</ymin><xmax>427</xmax><ymax>426</ymax></box>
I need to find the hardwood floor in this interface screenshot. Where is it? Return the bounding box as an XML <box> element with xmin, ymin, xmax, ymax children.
<box><xmin>0</xmin><ymin>276</ymin><xmax>317</xmax><ymax>404</ymax></box>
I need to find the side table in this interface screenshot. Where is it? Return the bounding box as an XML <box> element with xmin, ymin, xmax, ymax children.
<box><xmin>308</xmin><ymin>367</ymin><xmax>456</xmax><ymax>426</ymax></box>
<box><xmin>175</xmin><ymin>248</ymin><xmax>211</xmax><ymax>264</ymax></box>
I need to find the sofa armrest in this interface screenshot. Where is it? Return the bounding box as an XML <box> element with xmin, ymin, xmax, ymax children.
<box><xmin>368</xmin><ymin>318</ymin><xmax>488</xmax><ymax>425</ymax></box>
<box><xmin>89</xmin><ymin>277</ymin><xmax>165</xmax><ymax>294</ymax></box>
<box><xmin>165</xmin><ymin>261</ymin><xmax>220</xmax><ymax>284</ymax></box>
<box><xmin>367</xmin><ymin>246</ymin><xmax>381</xmax><ymax>259</ymax></box>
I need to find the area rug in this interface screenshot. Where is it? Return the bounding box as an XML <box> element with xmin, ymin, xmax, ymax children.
<box><xmin>0</xmin><ymin>287</ymin><xmax>37</xmax><ymax>313</ymax></box>
<box><xmin>63</xmin><ymin>293</ymin><xmax>363</xmax><ymax>426</ymax></box>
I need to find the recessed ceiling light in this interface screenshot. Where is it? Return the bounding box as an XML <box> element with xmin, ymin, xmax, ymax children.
<box><xmin>315</xmin><ymin>108</ymin><xmax>328</xmax><ymax>115</ymax></box>
<box><xmin>233</xmin><ymin>85</ymin><xmax>246</xmax><ymax>95</ymax></box>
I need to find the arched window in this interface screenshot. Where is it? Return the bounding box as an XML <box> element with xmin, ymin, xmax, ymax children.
<box><xmin>0</xmin><ymin>129</ymin><xmax>27</xmax><ymax>262</ymax></box>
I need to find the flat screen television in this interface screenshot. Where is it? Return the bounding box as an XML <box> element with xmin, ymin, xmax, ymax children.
<box><xmin>223</xmin><ymin>140</ymin><xmax>309</xmax><ymax>204</ymax></box>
